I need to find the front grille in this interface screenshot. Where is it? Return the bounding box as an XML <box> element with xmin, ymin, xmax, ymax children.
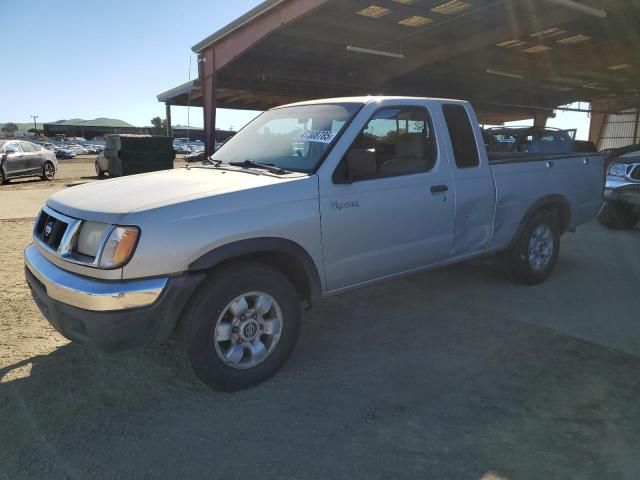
<box><xmin>35</xmin><ymin>210</ymin><xmax>68</xmax><ymax>251</ymax></box>
<box><xmin>631</xmin><ymin>165</ymin><xmax>640</xmax><ymax>181</ymax></box>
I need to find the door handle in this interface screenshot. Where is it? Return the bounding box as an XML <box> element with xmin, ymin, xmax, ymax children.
<box><xmin>545</xmin><ymin>160</ymin><xmax>554</xmax><ymax>168</ymax></box>
<box><xmin>430</xmin><ymin>184</ymin><xmax>448</xmax><ymax>194</ymax></box>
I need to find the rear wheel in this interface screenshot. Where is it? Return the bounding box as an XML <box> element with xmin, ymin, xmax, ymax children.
<box><xmin>503</xmin><ymin>210</ymin><xmax>560</xmax><ymax>285</ymax></box>
<box><xmin>597</xmin><ymin>201</ymin><xmax>639</xmax><ymax>230</ymax></box>
<box><xmin>42</xmin><ymin>162</ymin><xmax>55</xmax><ymax>181</ymax></box>
<box><xmin>179</xmin><ymin>262</ymin><xmax>301</xmax><ymax>391</ymax></box>
<box><xmin>0</xmin><ymin>169</ymin><xmax>4</xmax><ymax>185</ymax></box>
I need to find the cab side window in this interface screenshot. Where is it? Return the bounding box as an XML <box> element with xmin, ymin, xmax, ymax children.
<box><xmin>340</xmin><ymin>107</ymin><xmax>437</xmax><ymax>181</ymax></box>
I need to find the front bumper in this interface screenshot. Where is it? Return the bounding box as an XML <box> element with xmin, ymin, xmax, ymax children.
<box><xmin>25</xmin><ymin>244</ymin><xmax>166</xmax><ymax>311</ymax></box>
<box><xmin>24</xmin><ymin>244</ymin><xmax>204</xmax><ymax>352</ymax></box>
<box><xmin>604</xmin><ymin>178</ymin><xmax>640</xmax><ymax>206</ymax></box>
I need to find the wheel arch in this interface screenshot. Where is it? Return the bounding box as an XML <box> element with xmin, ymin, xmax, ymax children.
<box><xmin>508</xmin><ymin>194</ymin><xmax>571</xmax><ymax>248</ymax></box>
<box><xmin>188</xmin><ymin>237</ymin><xmax>322</xmax><ymax>306</ymax></box>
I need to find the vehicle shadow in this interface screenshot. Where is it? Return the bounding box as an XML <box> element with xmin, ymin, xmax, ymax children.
<box><xmin>80</xmin><ymin>176</ymin><xmax>108</xmax><ymax>181</ymax></box>
<box><xmin>3</xmin><ymin>177</ymin><xmax>42</xmax><ymax>186</ymax></box>
<box><xmin>2</xmin><ymin>266</ymin><xmax>640</xmax><ymax>479</ymax></box>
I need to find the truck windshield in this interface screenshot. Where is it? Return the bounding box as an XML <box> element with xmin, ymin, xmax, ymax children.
<box><xmin>211</xmin><ymin>103</ymin><xmax>361</xmax><ymax>173</ymax></box>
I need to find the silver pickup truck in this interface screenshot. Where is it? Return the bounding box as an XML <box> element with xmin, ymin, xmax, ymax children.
<box><xmin>24</xmin><ymin>96</ymin><xmax>605</xmax><ymax>391</ymax></box>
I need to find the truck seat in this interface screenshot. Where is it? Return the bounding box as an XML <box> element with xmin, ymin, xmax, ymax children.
<box><xmin>379</xmin><ymin>133</ymin><xmax>432</xmax><ymax>176</ymax></box>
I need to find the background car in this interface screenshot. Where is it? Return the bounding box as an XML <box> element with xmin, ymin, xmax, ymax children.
<box><xmin>0</xmin><ymin>140</ymin><xmax>58</xmax><ymax>185</ymax></box>
<box><xmin>66</xmin><ymin>144</ymin><xmax>89</xmax><ymax>155</ymax></box>
<box><xmin>82</xmin><ymin>145</ymin><xmax>97</xmax><ymax>154</ymax></box>
<box><xmin>601</xmin><ymin>143</ymin><xmax>640</xmax><ymax>170</ymax></box>
<box><xmin>483</xmin><ymin>126</ymin><xmax>576</xmax><ymax>154</ymax></box>
<box><xmin>173</xmin><ymin>144</ymin><xmax>192</xmax><ymax>154</ymax></box>
<box><xmin>95</xmin><ymin>151</ymin><xmax>108</xmax><ymax>177</ymax></box>
<box><xmin>184</xmin><ymin>150</ymin><xmax>206</xmax><ymax>163</ymax></box>
<box><xmin>599</xmin><ymin>149</ymin><xmax>640</xmax><ymax>230</ymax></box>
<box><xmin>55</xmin><ymin>148</ymin><xmax>77</xmax><ymax>159</ymax></box>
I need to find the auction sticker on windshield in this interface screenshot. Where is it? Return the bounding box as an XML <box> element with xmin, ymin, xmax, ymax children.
<box><xmin>297</xmin><ymin>130</ymin><xmax>337</xmax><ymax>144</ymax></box>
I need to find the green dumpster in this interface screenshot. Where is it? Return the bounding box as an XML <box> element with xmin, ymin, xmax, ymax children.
<box><xmin>104</xmin><ymin>134</ymin><xmax>175</xmax><ymax>177</ymax></box>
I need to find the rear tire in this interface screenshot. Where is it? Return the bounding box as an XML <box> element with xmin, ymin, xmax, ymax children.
<box><xmin>42</xmin><ymin>162</ymin><xmax>55</xmax><ymax>181</ymax></box>
<box><xmin>503</xmin><ymin>210</ymin><xmax>560</xmax><ymax>285</ymax></box>
<box><xmin>179</xmin><ymin>261</ymin><xmax>301</xmax><ymax>391</ymax></box>
<box><xmin>597</xmin><ymin>201</ymin><xmax>638</xmax><ymax>230</ymax></box>
<box><xmin>0</xmin><ymin>169</ymin><xmax>4</xmax><ymax>185</ymax></box>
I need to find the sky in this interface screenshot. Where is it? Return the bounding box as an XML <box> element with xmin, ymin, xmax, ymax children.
<box><xmin>0</xmin><ymin>0</ymin><xmax>590</xmax><ymax>138</ymax></box>
<box><xmin>0</xmin><ymin>0</ymin><xmax>264</xmax><ymax>129</ymax></box>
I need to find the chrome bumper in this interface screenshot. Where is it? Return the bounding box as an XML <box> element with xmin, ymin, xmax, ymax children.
<box><xmin>604</xmin><ymin>176</ymin><xmax>640</xmax><ymax>203</ymax></box>
<box><xmin>24</xmin><ymin>244</ymin><xmax>167</xmax><ymax>311</ymax></box>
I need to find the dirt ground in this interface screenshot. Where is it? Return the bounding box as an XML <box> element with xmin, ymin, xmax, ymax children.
<box><xmin>1</xmin><ymin>162</ymin><xmax>640</xmax><ymax>479</ymax></box>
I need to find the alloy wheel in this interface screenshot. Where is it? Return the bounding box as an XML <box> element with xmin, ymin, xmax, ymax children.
<box><xmin>528</xmin><ymin>224</ymin><xmax>553</xmax><ymax>271</ymax></box>
<box><xmin>213</xmin><ymin>291</ymin><xmax>283</xmax><ymax>369</ymax></box>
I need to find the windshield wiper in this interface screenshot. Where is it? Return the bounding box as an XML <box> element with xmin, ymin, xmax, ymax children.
<box><xmin>229</xmin><ymin>159</ymin><xmax>289</xmax><ymax>175</ymax></box>
<box><xmin>203</xmin><ymin>157</ymin><xmax>222</xmax><ymax>166</ymax></box>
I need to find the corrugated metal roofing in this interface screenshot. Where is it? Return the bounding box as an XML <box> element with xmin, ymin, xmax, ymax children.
<box><xmin>599</xmin><ymin>108</ymin><xmax>639</xmax><ymax>150</ymax></box>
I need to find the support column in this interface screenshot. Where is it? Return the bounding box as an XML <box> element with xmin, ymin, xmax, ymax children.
<box><xmin>588</xmin><ymin>112</ymin><xmax>606</xmax><ymax>149</ymax></box>
<box><xmin>533</xmin><ymin>112</ymin><xmax>549</xmax><ymax>128</ymax></box>
<box><xmin>165</xmin><ymin>103</ymin><xmax>173</xmax><ymax>138</ymax></box>
<box><xmin>201</xmin><ymin>50</ymin><xmax>217</xmax><ymax>158</ymax></box>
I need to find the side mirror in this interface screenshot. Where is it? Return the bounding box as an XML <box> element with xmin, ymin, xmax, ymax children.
<box><xmin>5</xmin><ymin>149</ymin><xmax>16</xmax><ymax>155</ymax></box>
<box><xmin>342</xmin><ymin>148</ymin><xmax>376</xmax><ymax>182</ymax></box>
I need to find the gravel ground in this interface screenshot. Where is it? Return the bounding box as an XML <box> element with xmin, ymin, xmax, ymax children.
<box><xmin>1</xmin><ymin>167</ymin><xmax>639</xmax><ymax>479</ymax></box>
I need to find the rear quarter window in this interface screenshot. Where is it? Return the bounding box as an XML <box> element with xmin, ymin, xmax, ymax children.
<box><xmin>20</xmin><ymin>142</ymin><xmax>39</xmax><ymax>152</ymax></box>
<box><xmin>442</xmin><ymin>104</ymin><xmax>480</xmax><ymax>169</ymax></box>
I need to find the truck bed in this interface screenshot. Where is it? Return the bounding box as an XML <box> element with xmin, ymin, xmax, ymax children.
<box><xmin>487</xmin><ymin>151</ymin><xmax>605</xmax><ymax>251</ymax></box>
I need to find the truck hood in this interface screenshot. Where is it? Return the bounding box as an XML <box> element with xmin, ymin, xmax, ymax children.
<box><xmin>47</xmin><ymin>167</ymin><xmax>308</xmax><ymax>224</ymax></box>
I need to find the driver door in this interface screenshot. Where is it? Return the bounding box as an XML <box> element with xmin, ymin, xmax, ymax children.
<box><xmin>319</xmin><ymin>105</ymin><xmax>455</xmax><ymax>291</ymax></box>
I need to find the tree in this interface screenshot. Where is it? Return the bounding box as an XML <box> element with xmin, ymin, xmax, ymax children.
<box><xmin>1</xmin><ymin>122</ymin><xmax>19</xmax><ymax>136</ymax></box>
<box><xmin>150</xmin><ymin>117</ymin><xmax>168</xmax><ymax>135</ymax></box>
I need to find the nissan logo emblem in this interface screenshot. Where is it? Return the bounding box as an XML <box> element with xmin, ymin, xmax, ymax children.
<box><xmin>44</xmin><ymin>221</ymin><xmax>54</xmax><ymax>238</ymax></box>
<box><xmin>243</xmin><ymin>322</ymin><xmax>258</xmax><ymax>338</ymax></box>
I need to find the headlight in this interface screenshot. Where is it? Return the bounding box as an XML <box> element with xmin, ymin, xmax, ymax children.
<box><xmin>608</xmin><ymin>163</ymin><xmax>628</xmax><ymax>178</ymax></box>
<box><xmin>77</xmin><ymin>221</ymin><xmax>108</xmax><ymax>257</ymax></box>
<box><xmin>99</xmin><ymin>226</ymin><xmax>140</xmax><ymax>268</ymax></box>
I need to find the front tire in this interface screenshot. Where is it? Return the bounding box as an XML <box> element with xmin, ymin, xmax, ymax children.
<box><xmin>42</xmin><ymin>162</ymin><xmax>55</xmax><ymax>181</ymax></box>
<box><xmin>0</xmin><ymin>169</ymin><xmax>4</xmax><ymax>185</ymax></box>
<box><xmin>95</xmin><ymin>161</ymin><xmax>105</xmax><ymax>178</ymax></box>
<box><xmin>597</xmin><ymin>201</ymin><xmax>639</xmax><ymax>230</ymax></box>
<box><xmin>503</xmin><ymin>210</ymin><xmax>560</xmax><ymax>285</ymax></box>
<box><xmin>179</xmin><ymin>262</ymin><xmax>301</xmax><ymax>391</ymax></box>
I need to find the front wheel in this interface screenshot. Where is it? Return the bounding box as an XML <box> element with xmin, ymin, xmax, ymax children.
<box><xmin>503</xmin><ymin>210</ymin><xmax>560</xmax><ymax>285</ymax></box>
<box><xmin>0</xmin><ymin>168</ymin><xmax>5</xmax><ymax>185</ymax></box>
<box><xmin>179</xmin><ymin>262</ymin><xmax>301</xmax><ymax>391</ymax></box>
<box><xmin>95</xmin><ymin>161</ymin><xmax>105</xmax><ymax>178</ymax></box>
<box><xmin>597</xmin><ymin>201</ymin><xmax>639</xmax><ymax>230</ymax></box>
<box><xmin>42</xmin><ymin>162</ymin><xmax>55</xmax><ymax>181</ymax></box>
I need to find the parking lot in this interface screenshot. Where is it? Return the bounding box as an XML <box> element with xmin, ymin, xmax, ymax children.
<box><xmin>1</xmin><ymin>158</ymin><xmax>639</xmax><ymax>479</ymax></box>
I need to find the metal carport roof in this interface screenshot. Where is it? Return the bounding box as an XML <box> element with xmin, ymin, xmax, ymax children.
<box><xmin>157</xmin><ymin>0</ymin><xmax>640</xmax><ymax>153</ymax></box>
